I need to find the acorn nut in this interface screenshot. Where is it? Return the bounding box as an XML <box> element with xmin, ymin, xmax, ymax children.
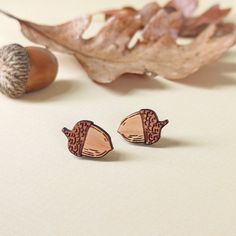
<box><xmin>0</xmin><ymin>43</ymin><xmax>58</xmax><ymax>98</ymax></box>
<box><xmin>62</xmin><ymin>120</ymin><xmax>113</xmax><ymax>158</ymax></box>
<box><xmin>118</xmin><ymin>109</ymin><xmax>169</xmax><ymax>145</ymax></box>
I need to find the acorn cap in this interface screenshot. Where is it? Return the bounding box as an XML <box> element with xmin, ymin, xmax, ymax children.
<box><xmin>0</xmin><ymin>43</ymin><xmax>58</xmax><ymax>98</ymax></box>
<box><xmin>0</xmin><ymin>44</ymin><xmax>29</xmax><ymax>98</ymax></box>
<box><xmin>118</xmin><ymin>109</ymin><xmax>169</xmax><ymax>145</ymax></box>
<box><xmin>62</xmin><ymin>120</ymin><xmax>113</xmax><ymax>158</ymax></box>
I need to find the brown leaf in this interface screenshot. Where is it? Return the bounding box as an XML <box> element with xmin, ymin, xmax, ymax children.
<box><xmin>103</xmin><ymin>2</ymin><xmax>234</xmax><ymax>38</ymax></box>
<box><xmin>0</xmin><ymin>2</ymin><xmax>235</xmax><ymax>83</ymax></box>
<box><xmin>165</xmin><ymin>0</ymin><xmax>198</xmax><ymax>17</ymax></box>
<box><xmin>214</xmin><ymin>23</ymin><xmax>236</xmax><ymax>37</ymax></box>
<box><xmin>21</xmin><ymin>16</ymin><xmax>92</xmax><ymax>54</ymax></box>
<box><xmin>142</xmin><ymin>10</ymin><xmax>183</xmax><ymax>41</ymax></box>
<box><xmin>180</xmin><ymin>5</ymin><xmax>233</xmax><ymax>37</ymax></box>
<box><xmin>75</xmin><ymin>25</ymin><xmax>236</xmax><ymax>82</ymax></box>
<box><xmin>102</xmin><ymin>7</ymin><xmax>137</xmax><ymax>20</ymax></box>
<box><xmin>0</xmin><ymin>9</ymin><xmax>91</xmax><ymax>54</ymax></box>
<box><xmin>136</xmin><ymin>2</ymin><xmax>161</xmax><ymax>24</ymax></box>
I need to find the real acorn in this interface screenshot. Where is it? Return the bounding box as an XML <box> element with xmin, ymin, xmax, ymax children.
<box><xmin>62</xmin><ymin>120</ymin><xmax>113</xmax><ymax>158</ymax></box>
<box><xmin>0</xmin><ymin>43</ymin><xmax>58</xmax><ymax>98</ymax></box>
<box><xmin>118</xmin><ymin>109</ymin><xmax>169</xmax><ymax>145</ymax></box>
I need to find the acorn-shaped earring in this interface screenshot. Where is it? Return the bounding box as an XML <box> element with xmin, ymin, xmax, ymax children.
<box><xmin>62</xmin><ymin>120</ymin><xmax>113</xmax><ymax>158</ymax></box>
<box><xmin>118</xmin><ymin>109</ymin><xmax>169</xmax><ymax>145</ymax></box>
<box><xmin>0</xmin><ymin>43</ymin><xmax>58</xmax><ymax>98</ymax></box>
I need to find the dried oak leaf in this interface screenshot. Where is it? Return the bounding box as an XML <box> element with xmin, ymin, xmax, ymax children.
<box><xmin>103</xmin><ymin>1</ymin><xmax>235</xmax><ymax>37</ymax></box>
<box><xmin>0</xmin><ymin>2</ymin><xmax>235</xmax><ymax>83</ymax></box>
<box><xmin>165</xmin><ymin>0</ymin><xmax>198</xmax><ymax>17</ymax></box>
<box><xmin>180</xmin><ymin>4</ymin><xmax>234</xmax><ymax>37</ymax></box>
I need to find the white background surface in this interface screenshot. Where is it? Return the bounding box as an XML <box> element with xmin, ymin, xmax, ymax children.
<box><xmin>0</xmin><ymin>0</ymin><xmax>236</xmax><ymax>235</ymax></box>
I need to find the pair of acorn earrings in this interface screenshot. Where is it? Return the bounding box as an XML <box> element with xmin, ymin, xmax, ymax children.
<box><xmin>62</xmin><ymin>109</ymin><xmax>169</xmax><ymax>158</ymax></box>
<box><xmin>0</xmin><ymin>45</ymin><xmax>168</xmax><ymax>159</ymax></box>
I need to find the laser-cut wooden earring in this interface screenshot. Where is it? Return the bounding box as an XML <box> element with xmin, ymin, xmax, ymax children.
<box><xmin>118</xmin><ymin>109</ymin><xmax>169</xmax><ymax>145</ymax></box>
<box><xmin>62</xmin><ymin>120</ymin><xmax>113</xmax><ymax>158</ymax></box>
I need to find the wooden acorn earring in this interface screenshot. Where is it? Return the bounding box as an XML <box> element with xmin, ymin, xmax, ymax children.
<box><xmin>118</xmin><ymin>109</ymin><xmax>169</xmax><ymax>145</ymax></box>
<box><xmin>62</xmin><ymin>120</ymin><xmax>113</xmax><ymax>158</ymax></box>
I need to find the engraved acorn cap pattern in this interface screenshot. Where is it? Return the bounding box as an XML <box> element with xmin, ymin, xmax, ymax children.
<box><xmin>139</xmin><ymin>109</ymin><xmax>169</xmax><ymax>145</ymax></box>
<box><xmin>62</xmin><ymin>120</ymin><xmax>113</xmax><ymax>158</ymax></box>
<box><xmin>118</xmin><ymin>109</ymin><xmax>169</xmax><ymax>145</ymax></box>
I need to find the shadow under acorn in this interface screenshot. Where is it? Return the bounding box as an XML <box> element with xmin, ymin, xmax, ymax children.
<box><xmin>20</xmin><ymin>79</ymin><xmax>81</xmax><ymax>103</ymax></box>
<box><xmin>14</xmin><ymin>60</ymin><xmax>236</xmax><ymax>102</ymax></box>
<box><xmin>124</xmin><ymin>137</ymin><xmax>196</xmax><ymax>149</ymax></box>
<box><xmin>152</xmin><ymin>137</ymin><xmax>195</xmax><ymax>148</ymax></box>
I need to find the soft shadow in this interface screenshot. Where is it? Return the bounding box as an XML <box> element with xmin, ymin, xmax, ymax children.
<box><xmin>123</xmin><ymin>138</ymin><xmax>199</xmax><ymax>148</ymax></box>
<box><xmin>20</xmin><ymin>79</ymin><xmax>81</xmax><ymax>103</ymax></box>
<box><xmin>102</xmin><ymin>73</ymin><xmax>169</xmax><ymax>95</ymax></box>
<box><xmin>175</xmin><ymin>61</ymin><xmax>236</xmax><ymax>89</ymax></box>
<box><xmin>153</xmin><ymin>137</ymin><xmax>195</xmax><ymax>148</ymax></box>
<box><xmin>81</xmin><ymin>150</ymin><xmax>125</xmax><ymax>162</ymax></box>
<box><xmin>127</xmin><ymin>137</ymin><xmax>197</xmax><ymax>148</ymax></box>
<box><xmin>225</xmin><ymin>50</ymin><xmax>236</xmax><ymax>57</ymax></box>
